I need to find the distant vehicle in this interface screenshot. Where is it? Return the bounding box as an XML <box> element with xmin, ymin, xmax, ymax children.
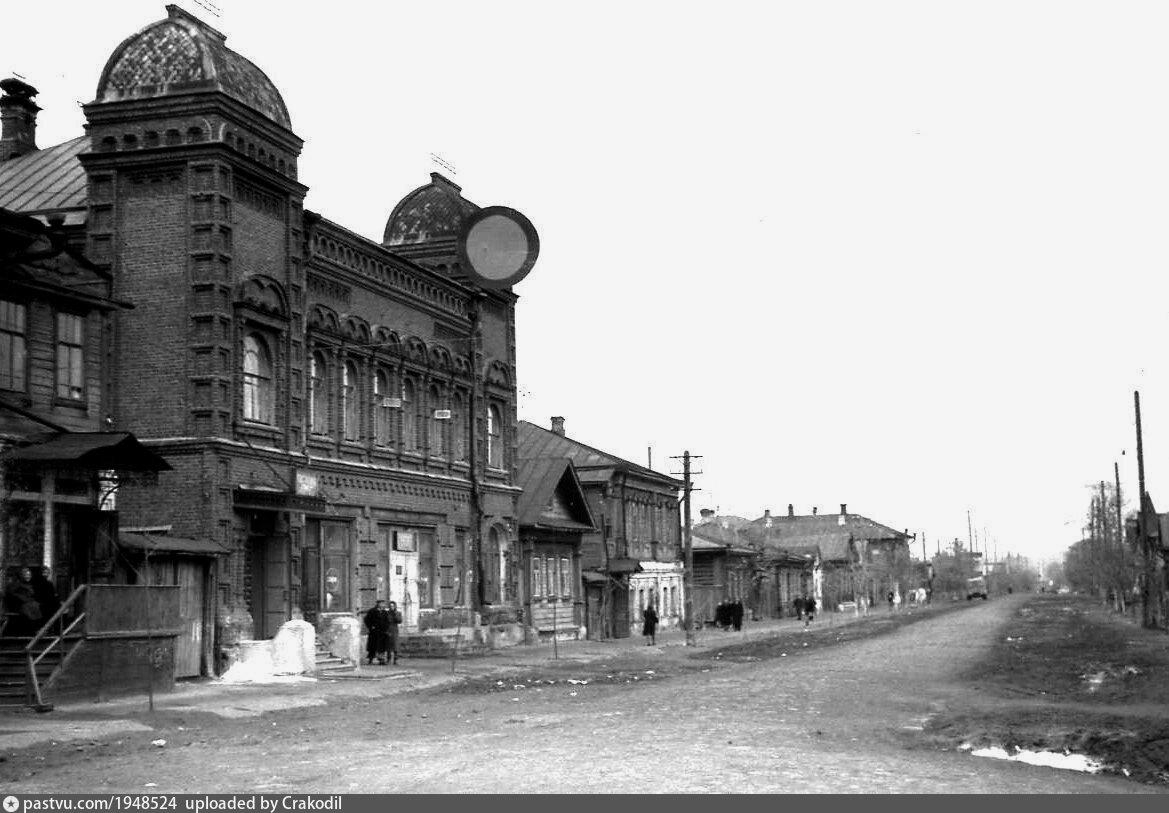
<box><xmin>966</xmin><ymin>575</ymin><xmax>988</xmax><ymax>600</ymax></box>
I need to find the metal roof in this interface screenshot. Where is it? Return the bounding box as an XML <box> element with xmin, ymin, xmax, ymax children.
<box><xmin>514</xmin><ymin>456</ymin><xmax>596</xmax><ymax>531</ymax></box>
<box><xmin>119</xmin><ymin>532</ymin><xmax>228</xmax><ymax>557</ymax></box>
<box><xmin>3</xmin><ymin>431</ymin><xmax>171</xmax><ymax>472</ymax></box>
<box><xmin>0</xmin><ymin>137</ymin><xmax>89</xmax><ymax>221</ymax></box>
<box><xmin>517</xmin><ymin>420</ymin><xmax>683</xmax><ymax>490</ymax></box>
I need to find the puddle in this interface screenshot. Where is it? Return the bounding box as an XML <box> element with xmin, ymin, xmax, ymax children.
<box><xmin>961</xmin><ymin>743</ymin><xmax>1104</xmax><ymax>774</ymax></box>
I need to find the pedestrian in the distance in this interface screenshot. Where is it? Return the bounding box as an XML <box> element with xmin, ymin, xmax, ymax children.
<box><xmin>731</xmin><ymin>599</ymin><xmax>743</xmax><ymax>631</ymax></box>
<box><xmin>887</xmin><ymin>590</ymin><xmax>895</xmax><ymax>610</ymax></box>
<box><xmin>364</xmin><ymin>599</ymin><xmax>392</xmax><ymax>665</ymax></box>
<box><xmin>803</xmin><ymin>595</ymin><xmax>816</xmax><ymax>628</ymax></box>
<box><xmin>642</xmin><ymin>603</ymin><xmax>659</xmax><ymax>645</ymax></box>
<box><xmin>386</xmin><ymin>600</ymin><xmax>403</xmax><ymax>665</ymax></box>
<box><xmin>793</xmin><ymin>595</ymin><xmax>804</xmax><ymax>621</ymax></box>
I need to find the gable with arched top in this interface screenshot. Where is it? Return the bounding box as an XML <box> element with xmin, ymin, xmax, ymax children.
<box><xmin>429</xmin><ymin>345</ymin><xmax>452</xmax><ymax>372</ymax></box>
<box><xmin>373</xmin><ymin>327</ymin><xmax>401</xmax><ymax>355</ymax></box>
<box><xmin>341</xmin><ymin>315</ymin><xmax>371</xmax><ymax>345</ymax></box>
<box><xmin>453</xmin><ymin>356</ymin><xmax>472</xmax><ymax>377</ymax></box>
<box><xmin>403</xmin><ymin>336</ymin><xmax>428</xmax><ymax>363</ymax></box>
<box><xmin>484</xmin><ymin>360</ymin><xmax>512</xmax><ymax>387</ymax></box>
<box><xmin>234</xmin><ymin>275</ymin><xmax>288</xmax><ymax>317</ymax></box>
<box><xmin>307</xmin><ymin>304</ymin><xmax>341</xmax><ymax>335</ymax></box>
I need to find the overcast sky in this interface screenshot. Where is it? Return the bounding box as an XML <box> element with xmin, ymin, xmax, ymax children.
<box><xmin>7</xmin><ymin>0</ymin><xmax>1169</xmax><ymax>565</ymax></box>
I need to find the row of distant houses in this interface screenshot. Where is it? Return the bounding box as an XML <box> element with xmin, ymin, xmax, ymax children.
<box><xmin>0</xmin><ymin>6</ymin><xmax>919</xmax><ymax>707</ymax></box>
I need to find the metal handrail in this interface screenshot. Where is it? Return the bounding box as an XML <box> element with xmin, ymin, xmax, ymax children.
<box><xmin>23</xmin><ymin>584</ymin><xmax>88</xmax><ymax>708</ymax></box>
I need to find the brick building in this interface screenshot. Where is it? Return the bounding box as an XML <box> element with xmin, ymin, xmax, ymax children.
<box><xmin>0</xmin><ymin>5</ymin><xmax>530</xmax><ymax>672</ymax></box>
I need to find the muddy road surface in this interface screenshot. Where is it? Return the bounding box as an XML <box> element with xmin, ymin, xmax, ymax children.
<box><xmin>1</xmin><ymin>596</ymin><xmax>1162</xmax><ymax>793</ymax></box>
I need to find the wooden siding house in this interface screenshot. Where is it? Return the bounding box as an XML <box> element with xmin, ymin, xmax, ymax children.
<box><xmin>514</xmin><ymin>457</ymin><xmax>594</xmax><ymax>641</ymax></box>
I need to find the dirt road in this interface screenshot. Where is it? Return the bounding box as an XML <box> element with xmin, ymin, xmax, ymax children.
<box><xmin>1</xmin><ymin>596</ymin><xmax>1162</xmax><ymax>793</ymax></box>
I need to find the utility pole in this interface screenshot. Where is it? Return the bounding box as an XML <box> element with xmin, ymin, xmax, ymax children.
<box><xmin>1134</xmin><ymin>390</ymin><xmax>1157</xmax><ymax>628</ymax></box>
<box><xmin>671</xmin><ymin>451</ymin><xmax>701</xmax><ymax>647</ymax></box>
<box><xmin>967</xmin><ymin>510</ymin><xmax>974</xmax><ymax>553</ymax></box>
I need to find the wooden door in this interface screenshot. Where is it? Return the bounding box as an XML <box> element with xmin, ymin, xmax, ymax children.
<box><xmin>174</xmin><ymin>560</ymin><xmax>206</xmax><ymax>677</ymax></box>
<box><xmin>388</xmin><ymin>549</ymin><xmax>418</xmax><ymax>630</ymax></box>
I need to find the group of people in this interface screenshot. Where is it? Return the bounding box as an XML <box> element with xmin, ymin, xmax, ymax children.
<box><xmin>363</xmin><ymin>599</ymin><xmax>402</xmax><ymax>665</ymax></box>
<box><xmin>714</xmin><ymin>599</ymin><xmax>744</xmax><ymax>631</ymax></box>
<box><xmin>792</xmin><ymin>595</ymin><xmax>817</xmax><ymax>627</ymax></box>
<box><xmin>2</xmin><ymin>566</ymin><xmax>60</xmax><ymax>638</ymax></box>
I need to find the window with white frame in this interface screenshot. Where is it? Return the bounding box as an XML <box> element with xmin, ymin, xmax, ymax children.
<box><xmin>242</xmin><ymin>333</ymin><xmax>274</xmax><ymax>424</ymax></box>
<box><xmin>486</xmin><ymin>403</ymin><xmax>503</xmax><ymax>469</ymax></box>
<box><xmin>56</xmin><ymin>312</ymin><xmax>84</xmax><ymax>400</ymax></box>
<box><xmin>0</xmin><ymin>300</ymin><xmax>27</xmax><ymax>392</ymax></box>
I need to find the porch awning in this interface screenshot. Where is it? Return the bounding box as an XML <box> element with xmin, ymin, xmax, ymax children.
<box><xmin>3</xmin><ymin>432</ymin><xmax>171</xmax><ymax>472</ymax></box>
<box><xmin>606</xmin><ymin>557</ymin><xmax>642</xmax><ymax>574</ymax></box>
<box><xmin>119</xmin><ymin>532</ymin><xmax>229</xmax><ymax>557</ymax></box>
<box><xmin>582</xmin><ymin>570</ymin><xmax>607</xmax><ymax>584</ymax></box>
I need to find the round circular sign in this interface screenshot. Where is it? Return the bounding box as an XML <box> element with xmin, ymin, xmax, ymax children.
<box><xmin>457</xmin><ymin>206</ymin><xmax>540</xmax><ymax>289</ymax></box>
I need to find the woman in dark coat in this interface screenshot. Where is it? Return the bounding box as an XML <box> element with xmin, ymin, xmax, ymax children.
<box><xmin>642</xmin><ymin>603</ymin><xmax>659</xmax><ymax>645</ymax></box>
<box><xmin>4</xmin><ymin>567</ymin><xmax>41</xmax><ymax>637</ymax></box>
<box><xmin>364</xmin><ymin>600</ymin><xmax>392</xmax><ymax>665</ymax></box>
<box><xmin>385</xmin><ymin>601</ymin><xmax>403</xmax><ymax>665</ymax></box>
<box><xmin>31</xmin><ymin>567</ymin><xmax>60</xmax><ymax>630</ymax></box>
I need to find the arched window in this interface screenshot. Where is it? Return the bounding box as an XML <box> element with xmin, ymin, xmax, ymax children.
<box><xmin>242</xmin><ymin>334</ymin><xmax>274</xmax><ymax>424</ymax></box>
<box><xmin>485</xmin><ymin>527</ymin><xmax>501</xmax><ymax>604</ymax></box>
<box><xmin>373</xmin><ymin>369</ymin><xmax>392</xmax><ymax>446</ymax></box>
<box><xmin>309</xmin><ymin>351</ymin><xmax>328</xmax><ymax>435</ymax></box>
<box><xmin>451</xmin><ymin>392</ymin><xmax>467</xmax><ymax>462</ymax></box>
<box><xmin>429</xmin><ymin>384</ymin><xmax>447</xmax><ymax>458</ymax></box>
<box><xmin>402</xmin><ymin>379</ymin><xmax>417</xmax><ymax>452</ymax></box>
<box><xmin>486</xmin><ymin>403</ymin><xmax>503</xmax><ymax>469</ymax></box>
<box><xmin>342</xmin><ymin>361</ymin><xmax>360</xmax><ymax>441</ymax></box>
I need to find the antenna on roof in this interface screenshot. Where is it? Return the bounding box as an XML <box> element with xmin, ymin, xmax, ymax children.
<box><xmin>11</xmin><ymin>72</ymin><xmax>26</xmax><ymax>80</ymax></box>
<box><xmin>192</xmin><ymin>0</ymin><xmax>223</xmax><ymax>17</ymax></box>
<box><xmin>430</xmin><ymin>153</ymin><xmax>458</xmax><ymax>176</ymax></box>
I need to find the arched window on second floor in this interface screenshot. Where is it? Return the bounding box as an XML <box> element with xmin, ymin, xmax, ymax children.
<box><xmin>242</xmin><ymin>333</ymin><xmax>274</xmax><ymax>424</ymax></box>
<box><xmin>429</xmin><ymin>384</ymin><xmax>447</xmax><ymax>458</ymax></box>
<box><xmin>486</xmin><ymin>403</ymin><xmax>503</xmax><ymax>469</ymax></box>
<box><xmin>373</xmin><ymin>369</ymin><xmax>392</xmax><ymax>447</ymax></box>
<box><xmin>342</xmin><ymin>360</ymin><xmax>360</xmax><ymax>441</ymax></box>
<box><xmin>309</xmin><ymin>351</ymin><xmax>329</xmax><ymax>435</ymax></box>
<box><xmin>402</xmin><ymin>378</ymin><xmax>417</xmax><ymax>453</ymax></box>
<box><xmin>452</xmin><ymin>391</ymin><xmax>467</xmax><ymax>462</ymax></box>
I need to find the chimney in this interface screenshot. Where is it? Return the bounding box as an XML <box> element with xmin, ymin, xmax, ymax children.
<box><xmin>838</xmin><ymin>504</ymin><xmax>847</xmax><ymax>526</ymax></box>
<box><xmin>812</xmin><ymin>506</ymin><xmax>818</xmax><ymax>516</ymax></box>
<box><xmin>0</xmin><ymin>78</ymin><xmax>40</xmax><ymax>162</ymax></box>
<box><xmin>550</xmin><ymin>416</ymin><xmax>565</xmax><ymax>436</ymax></box>
<box><xmin>764</xmin><ymin>509</ymin><xmax>772</xmax><ymax>529</ymax></box>
<box><xmin>840</xmin><ymin>504</ymin><xmax>847</xmax><ymax>515</ymax></box>
<box><xmin>699</xmin><ymin>508</ymin><xmax>715</xmax><ymax>523</ymax></box>
<box><xmin>787</xmin><ymin>503</ymin><xmax>794</xmax><ymax>518</ymax></box>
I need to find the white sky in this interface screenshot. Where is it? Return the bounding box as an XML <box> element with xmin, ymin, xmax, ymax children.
<box><xmin>7</xmin><ymin>0</ymin><xmax>1169</xmax><ymax>565</ymax></box>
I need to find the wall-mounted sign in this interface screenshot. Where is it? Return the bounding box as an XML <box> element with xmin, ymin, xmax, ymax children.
<box><xmin>295</xmin><ymin>469</ymin><xmax>319</xmax><ymax>497</ymax></box>
<box><xmin>433</xmin><ymin>409</ymin><xmax>452</xmax><ymax>420</ymax></box>
<box><xmin>457</xmin><ymin>206</ymin><xmax>540</xmax><ymax>290</ymax></box>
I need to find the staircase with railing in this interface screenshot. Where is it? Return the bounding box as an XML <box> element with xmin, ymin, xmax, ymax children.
<box><xmin>0</xmin><ymin>585</ymin><xmax>87</xmax><ymax>710</ymax></box>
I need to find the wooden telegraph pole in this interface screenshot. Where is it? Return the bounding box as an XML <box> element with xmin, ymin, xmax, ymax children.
<box><xmin>1134</xmin><ymin>390</ymin><xmax>1156</xmax><ymax>628</ymax></box>
<box><xmin>672</xmin><ymin>451</ymin><xmax>701</xmax><ymax>647</ymax></box>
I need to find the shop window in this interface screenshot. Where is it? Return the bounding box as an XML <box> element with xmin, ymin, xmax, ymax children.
<box><xmin>0</xmin><ymin>300</ymin><xmax>27</xmax><ymax>392</ymax></box>
<box><xmin>242</xmin><ymin>333</ymin><xmax>274</xmax><ymax>424</ymax></box>
<box><xmin>55</xmin><ymin>312</ymin><xmax>84</xmax><ymax>400</ymax></box>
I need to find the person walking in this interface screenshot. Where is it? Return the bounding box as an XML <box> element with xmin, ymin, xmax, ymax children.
<box><xmin>730</xmin><ymin>599</ymin><xmax>743</xmax><ymax>631</ymax></box>
<box><xmin>386</xmin><ymin>600</ymin><xmax>403</xmax><ymax>665</ymax></box>
<box><xmin>803</xmin><ymin>595</ymin><xmax>816</xmax><ymax>628</ymax></box>
<box><xmin>642</xmin><ymin>603</ymin><xmax>659</xmax><ymax>645</ymax></box>
<box><xmin>793</xmin><ymin>595</ymin><xmax>804</xmax><ymax>621</ymax></box>
<box><xmin>364</xmin><ymin>600</ymin><xmax>392</xmax><ymax>665</ymax></box>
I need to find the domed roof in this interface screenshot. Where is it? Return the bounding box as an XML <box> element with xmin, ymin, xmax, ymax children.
<box><xmin>383</xmin><ymin>172</ymin><xmax>479</xmax><ymax>246</ymax></box>
<box><xmin>94</xmin><ymin>5</ymin><xmax>291</xmax><ymax>129</ymax></box>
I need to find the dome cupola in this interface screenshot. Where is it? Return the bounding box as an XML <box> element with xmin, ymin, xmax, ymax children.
<box><xmin>94</xmin><ymin>4</ymin><xmax>291</xmax><ymax>129</ymax></box>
